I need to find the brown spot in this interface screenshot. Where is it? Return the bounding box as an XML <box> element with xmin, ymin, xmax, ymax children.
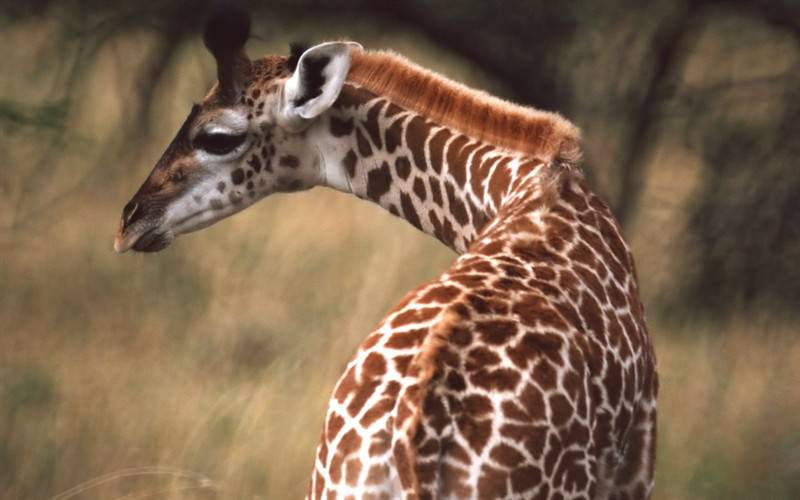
<box><xmin>335</xmin><ymin>366</ymin><xmax>357</xmax><ymax>402</ymax></box>
<box><xmin>248</xmin><ymin>155</ymin><xmax>262</xmax><ymax>172</ymax></box>
<box><xmin>445</xmin><ymin>371</ymin><xmax>467</xmax><ymax>391</ymax></box>
<box><xmin>429</xmin><ymin>178</ymin><xmax>443</xmax><ymax>206</ymax></box>
<box><xmin>393</xmin><ymin>440</ymin><xmax>415</xmax><ymax>492</ymax></box>
<box><xmin>228</xmin><ymin>191</ymin><xmax>243</xmax><ymax>205</ymax></box>
<box><xmin>334</xmin><ymin>84</ymin><xmax>375</xmax><ymax>109</ymax></box>
<box><xmin>549</xmin><ymin>393</ymin><xmax>572</xmax><ymax>427</ymax></box>
<box><xmin>416</xmin><ymin>460</ymin><xmax>437</xmax><ymax>484</ymax></box>
<box><xmin>428</xmin><ymin>128</ymin><xmax>452</xmax><ymax>174</ymax></box>
<box><xmin>423</xmin><ymin>393</ymin><xmax>450</xmax><ymax>434</ymax></box>
<box><xmin>463</xmin><ymin>394</ymin><xmax>493</xmax><ymax>417</ymax></box>
<box><xmin>445</xmin><ymin>182</ymin><xmax>470</xmax><ymax>225</ymax></box>
<box><xmin>487</xmin><ymin>157</ymin><xmax>512</xmax><ymax>205</ymax></box>
<box><xmin>405</xmin><ymin>115</ymin><xmax>430</xmax><ymax>171</ymax></box>
<box><xmin>340</xmin><ymin>428</ymin><xmax>363</xmax><ymax>456</ymax></box>
<box><xmin>511</xmin><ymin>465</ymin><xmax>543</xmax><ymax>493</ymax></box>
<box><xmin>366</xmin><ymin>464</ymin><xmax>390</xmax><ymax>484</ymax></box>
<box><xmin>491</xmin><ymin>443</ymin><xmax>525</xmax><ymax>468</ymax></box>
<box><xmin>533</xmin><ymin>266</ymin><xmax>556</xmax><ymax>281</ymax></box>
<box><xmin>507</xmin><ymin>332</ymin><xmax>563</xmax><ymax>370</ymax></box>
<box><xmin>417</xmin><ymin>439</ymin><xmax>439</xmax><ymax>457</ymax></box>
<box><xmin>364</xmin><ymin>100</ymin><xmax>385</xmax><ymax>149</ymax></box>
<box><xmin>501</xmin><ymin>423</ymin><xmax>548</xmax><ymax>459</ymax></box>
<box><xmin>345</xmin><ymin>458</ymin><xmax>362</xmax><ymax>485</ymax></box>
<box><xmin>477</xmin><ymin>464</ymin><xmax>508</xmax><ymax>499</ymax></box>
<box><xmin>361</xmin><ymin>397</ymin><xmax>394</xmax><ymax>427</ymax></box>
<box><xmin>362</xmin><ymin>333</ymin><xmax>382</xmax><ymax>350</ymax></box>
<box><xmin>279</xmin><ymin>155</ymin><xmax>300</xmax><ymax>168</ymax></box>
<box><xmin>356</xmin><ymin>126</ymin><xmax>373</xmax><ymax>157</ymax></box>
<box><xmin>466</xmin><ymin>347</ymin><xmax>501</xmax><ymax>367</ymax></box>
<box><xmin>468</xmin><ymin>197</ymin><xmax>487</xmax><ymax>231</ymax></box>
<box><xmin>580</xmin><ymin>291</ymin><xmax>605</xmax><ymax>336</ymax></box>
<box><xmin>343</xmin><ymin>149</ymin><xmax>358</xmax><ymax>178</ymax></box>
<box><xmin>348</xmin><ymin>378</ymin><xmax>381</xmax><ymax>416</ymax></box>
<box><xmin>533</xmin><ymin>359</ymin><xmax>557</xmax><ymax>390</ymax></box>
<box><xmin>231</xmin><ymin>168</ymin><xmax>245</xmax><ymax>185</ymax></box>
<box><xmin>390</xmin><ymin>307</ymin><xmax>441</xmax><ymax>328</ymax></box>
<box><xmin>512</xmin><ymin>240</ymin><xmax>567</xmax><ymax>266</ymax></box>
<box><xmin>366</xmin><ymin>161</ymin><xmax>392</xmax><ymax>201</ymax></box>
<box><xmin>418</xmin><ymin>285</ymin><xmax>461</xmax><ymax>304</ymax></box>
<box><xmin>501</xmin><ymin>400</ymin><xmax>529</xmax><ymax>421</ymax></box>
<box><xmin>330</xmin><ymin>116</ymin><xmax>354</xmax><ymax>137</ymax></box>
<box><xmin>456</xmin><ymin>415</ymin><xmax>492</xmax><ymax>454</ymax></box>
<box><xmin>445</xmin><ymin>135</ymin><xmax>469</xmax><ymax>184</ymax></box>
<box><xmin>441</xmin><ymin>218</ymin><xmax>457</xmax><ymax>246</ymax></box>
<box><xmin>518</xmin><ymin>383</ymin><xmax>546</xmax><ymax>421</ymax></box>
<box><xmin>471</xmin><ymin>154</ymin><xmax>496</xmax><ymax>197</ymax></box>
<box><xmin>470</xmin><ymin>367</ymin><xmax>521</xmax><ymax>391</ymax></box>
<box><xmin>562</xmin><ymin>420</ymin><xmax>591</xmax><ymax>447</ymax></box>
<box><xmin>475</xmin><ymin>320</ymin><xmax>517</xmax><ymax>345</ymax></box>
<box><xmin>369</xmin><ymin>429</ymin><xmax>392</xmax><ymax>456</ymax></box>
<box><xmin>554</xmin><ymin>450</ymin><xmax>589</xmax><ymax>492</ymax></box>
<box><xmin>606</xmin><ymin>354</ymin><xmax>623</xmax><ymax>407</ymax></box>
<box><xmin>385</xmin><ymin>329</ymin><xmax>426</xmax><ymax>349</ymax></box>
<box><xmin>429</xmin><ymin>210</ymin><xmax>444</xmax><ymax>242</ymax></box>
<box><xmin>209</xmin><ymin>198</ymin><xmax>224</xmax><ymax>210</ymax></box>
<box><xmin>385</xmin><ymin>116</ymin><xmax>404</xmax><ymax>153</ymax></box>
<box><xmin>449</xmin><ymin>325</ymin><xmax>472</xmax><ymax>346</ymax></box>
<box><xmin>394</xmin><ymin>355</ymin><xmax>413</xmax><ymax>373</ymax></box>
<box><xmin>567</xmin><ymin>241</ymin><xmax>597</xmax><ymax>267</ymax></box>
<box><xmin>395</xmin><ymin>156</ymin><xmax>412</xmax><ymax>180</ymax></box>
<box><xmin>327</xmin><ymin>412</ymin><xmax>345</xmax><ymax>439</ymax></box>
<box><xmin>412</xmin><ymin>177</ymin><xmax>427</xmax><ymax>202</ymax></box>
<box><xmin>363</xmin><ymin>352</ymin><xmax>387</xmax><ymax>378</ymax></box>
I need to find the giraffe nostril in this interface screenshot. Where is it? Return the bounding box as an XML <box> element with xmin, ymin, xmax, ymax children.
<box><xmin>122</xmin><ymin>200</ymin><xmax>141</xmax><ymax>227</ymax></box>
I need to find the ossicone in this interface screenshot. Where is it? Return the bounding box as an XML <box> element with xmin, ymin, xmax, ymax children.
<box><xmin>203</xmin><ymin>0</ymin><xmax>252</xmax><ymax>102</ymax></box>
<box><xmin>203</xmin><ymin>0</ymin><xmax>251</xmax><ymax>57</ymax></box>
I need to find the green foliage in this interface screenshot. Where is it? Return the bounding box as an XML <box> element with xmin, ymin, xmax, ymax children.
<box><xmin>2</xmin><ymin>365</ymin><xmax>59</xmax><ymax>414</ymax></box>
<box><xmin>0</xmin><ymin>98</ymin><xmax>69</xmax><ymax>133</ymax></box>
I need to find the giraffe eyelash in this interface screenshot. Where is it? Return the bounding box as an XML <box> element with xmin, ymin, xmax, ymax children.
<box><xmin>193</xmin><ymin>132</ymin><xmax>247</xmax><ymax>155</ymax></box>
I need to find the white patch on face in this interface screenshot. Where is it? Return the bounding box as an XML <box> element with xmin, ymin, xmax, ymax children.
<box><xmin>196</xmin><ymin>108</ymin><xmax>250</xmax><ymax>137</ymax></box>
<box><xmin>165</xmin><ymin>175</ymin><xmax>253</xmax><ymax>236</ymax></box>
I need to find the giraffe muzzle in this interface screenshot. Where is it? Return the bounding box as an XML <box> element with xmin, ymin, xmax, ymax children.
<box><xmin>114</xmin><ymin>196</ymin><xmax>174</xmax><ymax>254</ymax></box>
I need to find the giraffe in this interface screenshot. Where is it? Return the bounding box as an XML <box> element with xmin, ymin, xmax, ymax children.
<box><xmin>114</xmin><ymin>6</ymin><xmax>657</xmax><ymax>500</ymax></box>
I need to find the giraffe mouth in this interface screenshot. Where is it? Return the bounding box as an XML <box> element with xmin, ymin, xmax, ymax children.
<box><xmin>114</xmin><ymin>224</ymin><xmax>173</xmax><ymax>254</ymax></box>
<box><xmin>131</xmin><ymin>227</ymin><xmax>172</xmax><ymax>253</ymax></box>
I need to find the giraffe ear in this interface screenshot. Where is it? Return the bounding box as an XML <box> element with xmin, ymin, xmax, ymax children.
<box><xmin>203</xmin><ymin>1</ymin><xmax>251</xmax><ymax>103</ymax></box>
<box><xmin>281</xmin><ymin>41</ymin><xmax>362</xmax><ymax>125</ymax></box>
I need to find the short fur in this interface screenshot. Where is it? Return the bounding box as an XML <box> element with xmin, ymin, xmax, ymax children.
<box><xmin>348</xmin><ymin>49</ymin><xmax>582</xmax><ymax>165</ymax></box>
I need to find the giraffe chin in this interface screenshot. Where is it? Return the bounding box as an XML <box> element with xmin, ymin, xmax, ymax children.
<box><xmin>131</xmin><ymin>227</ymin><xmax>174</xmax><ymax>253</ymax></box>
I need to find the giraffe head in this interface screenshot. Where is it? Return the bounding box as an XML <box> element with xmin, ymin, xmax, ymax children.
<box><xmin>114</xmin><ymin>4</ymin><xmax>360</xmax><ymax>253</ymax></box>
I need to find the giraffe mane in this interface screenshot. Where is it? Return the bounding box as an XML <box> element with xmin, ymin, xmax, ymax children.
<box><xmin>347</xmin><ymin>49</ymin><xmax>582</xmax><ymax>165</ymax></box>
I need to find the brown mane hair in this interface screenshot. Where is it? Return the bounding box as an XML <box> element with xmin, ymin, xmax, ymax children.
<box><xmin>347</xmin><ymin>49</ymin><xmax>581</xmax><ymax>165</ymax></box>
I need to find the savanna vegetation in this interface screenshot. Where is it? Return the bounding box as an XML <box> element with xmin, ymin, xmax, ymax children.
<box><xmin>1</xmin><ymin>1</ymin><xmax>799</xmax><ymax>499</ymax></box>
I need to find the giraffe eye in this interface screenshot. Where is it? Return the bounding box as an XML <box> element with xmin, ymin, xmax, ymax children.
<box><xmin>169</xmin><ymin>168</ymin><xmax>185</xmax><ymax>182</ymax></box>
<box><xmin>194</xmin><ymin>132</ymin><xmax>247</xmax><ymax>155</ymax></box>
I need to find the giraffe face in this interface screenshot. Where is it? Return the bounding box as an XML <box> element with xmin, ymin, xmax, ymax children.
<box><xmin>114</xmin><ymin>40</ymin><xmax>359</xmax><ymax>253</ymax></box>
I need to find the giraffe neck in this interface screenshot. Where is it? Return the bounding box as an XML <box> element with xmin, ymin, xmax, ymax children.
<box><xmin>310</xmin><ymin>84</ymin><xmax>557</xmax><ymax>253</ymax></box>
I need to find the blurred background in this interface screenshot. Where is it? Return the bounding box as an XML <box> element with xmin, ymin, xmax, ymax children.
<box><xmin>1</xmin><ymin>0</ymin><xmax>799</xmax><ymax>498</ymax></box>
